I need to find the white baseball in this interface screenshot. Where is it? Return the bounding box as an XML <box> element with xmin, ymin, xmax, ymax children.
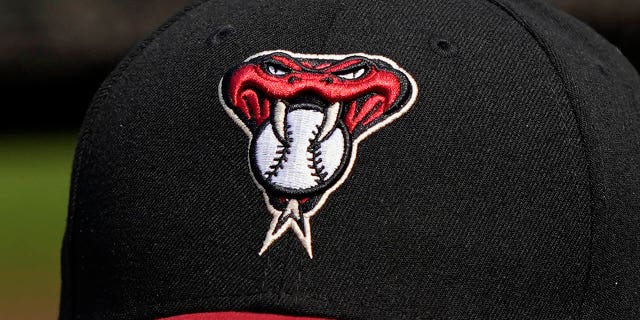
<box><xmin>253</xmin><ymin>108</ymin><xmax>346</xmax><ymax>192</ymax></box>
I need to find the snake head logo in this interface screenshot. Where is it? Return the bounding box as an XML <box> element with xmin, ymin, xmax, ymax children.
<box><xmin>219</xmin><ymin>50</ymin><xmax>418</xmax><ymax>257</ymax></box>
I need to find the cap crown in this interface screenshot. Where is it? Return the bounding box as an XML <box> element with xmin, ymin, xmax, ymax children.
<box><xmin>60</xmin><ymin>0</ymin><xmax>640</xmax><ymax>319</ymax></box>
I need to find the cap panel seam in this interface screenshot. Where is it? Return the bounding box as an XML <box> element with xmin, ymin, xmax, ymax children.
<box><xmin>480</xmin><ymin>1</ymin><xmax>597</xmax><ymax>318</ymax></box>
<box><xmin>62</xmin><ymin>1</ymin><xmax>215</xmax><ymax>318</ymax></box>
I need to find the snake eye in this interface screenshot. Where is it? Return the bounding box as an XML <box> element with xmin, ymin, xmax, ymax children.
<box><xmin>335</xmin><ymin>66</ymin><xmax>368</xmax><ymax>80</ymax></box>
<box><xmin>265</xmin><ymin>62</ymin><xmax>290</xmax><ymax>76</ymax></box>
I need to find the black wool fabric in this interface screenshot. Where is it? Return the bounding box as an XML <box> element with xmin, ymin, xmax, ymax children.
<box><xmin>59</xmin><ymin>0</ymin><xmax>640</xmax><ymax>319</ymax></box>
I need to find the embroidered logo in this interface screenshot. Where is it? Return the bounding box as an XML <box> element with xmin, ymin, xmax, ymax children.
<box><xmin>219</xmin><ymin>50</ymin><xmax>418</xmax><ymax>257</ymax></box>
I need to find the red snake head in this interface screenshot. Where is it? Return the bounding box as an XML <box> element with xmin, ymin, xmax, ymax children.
<box><xmin>220</xmin><ymin>51</ymin><xmax>415</xmax><ymax>140</ymax></box>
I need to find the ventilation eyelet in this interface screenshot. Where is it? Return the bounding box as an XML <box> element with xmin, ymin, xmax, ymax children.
<box><xmin>430</xmin><ymin>38</ymin><xmax>458</xmax><ymax>57</ymax></box>
<box><xmin>208</xmin><ymin>25</ymin><xmax>235</xmax><ymax>47</ymax></box>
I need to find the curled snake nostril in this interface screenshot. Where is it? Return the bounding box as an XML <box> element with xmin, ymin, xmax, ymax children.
<box><xmin>320</xmin><ymin>77</ymin><xmax>333</xmax><ymax>84</ymax></box>
<box><xmin>288</xmin><ymin>76</ymin><xmax>301</xmax><ymax>84</ymax></box>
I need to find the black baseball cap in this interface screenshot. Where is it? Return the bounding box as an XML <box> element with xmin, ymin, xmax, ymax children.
<box><xmin>59</xmin><ymin>0</ymin><xmax>640</xmax><ymax>319</ymax></box>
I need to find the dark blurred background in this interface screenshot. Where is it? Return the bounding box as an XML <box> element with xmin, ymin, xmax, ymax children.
<box><xmin>0</xmin><ymin>0</ymin><xmax>638</xmax><ymax>319</ymax></box>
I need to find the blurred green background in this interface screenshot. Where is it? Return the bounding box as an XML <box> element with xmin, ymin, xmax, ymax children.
<box><xmin>0</xmin><ymin>134</ymin><xmax>75</xmax><ymax>319</ymax></box>
<box><xmin>0</xmin><ymin>0</ymin><xmax>638</xmax><ymax>319</ymax></box>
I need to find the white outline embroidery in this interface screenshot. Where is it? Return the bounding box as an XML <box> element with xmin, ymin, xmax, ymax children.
<box><xmin>218</xmin><ymin>50</ymin><xmax>419</xmax><ymax>258</ymax></box>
